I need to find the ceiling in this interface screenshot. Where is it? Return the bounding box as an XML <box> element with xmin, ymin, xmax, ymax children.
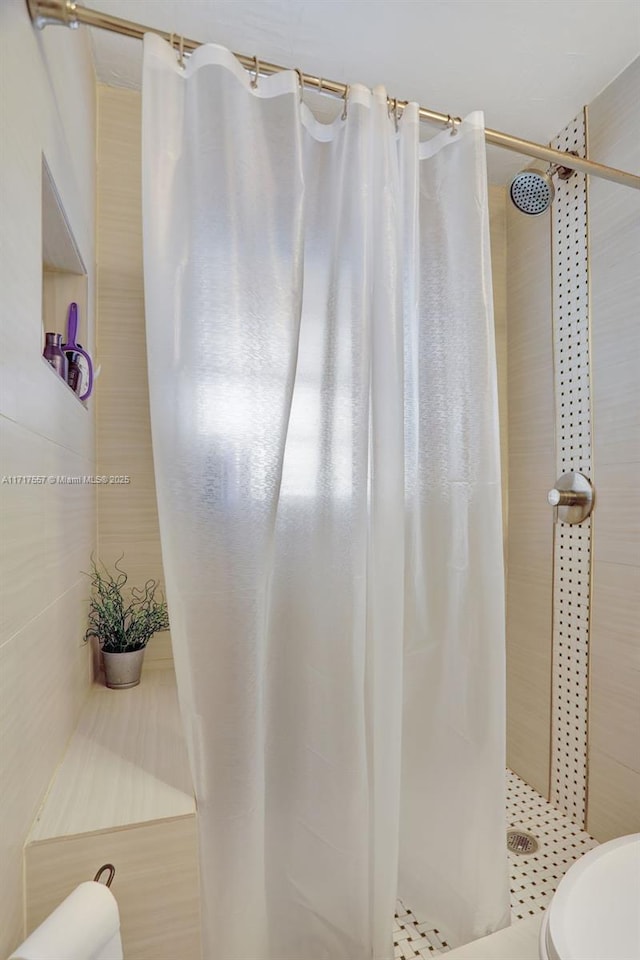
<box><xmin>87</xmin><ymin>0</ymin><xmax>639</xmax><ymax>183</ymax></box>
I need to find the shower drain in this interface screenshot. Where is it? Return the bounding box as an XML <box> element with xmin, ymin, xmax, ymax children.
<box><xmin>507</xmin><ymin>829</ymin><xmax>539</xmax><ymax>855</ymax></box>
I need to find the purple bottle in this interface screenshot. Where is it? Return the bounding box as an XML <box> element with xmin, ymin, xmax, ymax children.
<box><xmin>66</xmin><ymin>351</ymin><xmax>83</xmax><ymax>394</ymax></box>
<box><xmin>62</xmin><ymin>303</ymin><xmax>93</xmax><ymax>401</ymax></box>
<box><xmin>43</xmin><ymin>332</ymin><xmax>68</xmax><ymax>380</ymax></box>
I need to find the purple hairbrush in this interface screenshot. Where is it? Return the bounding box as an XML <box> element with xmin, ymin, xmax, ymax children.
<box><xmin>62</xmin><ymin>303</ymin><xmax>93</xmax><ymax>401</ymax></box>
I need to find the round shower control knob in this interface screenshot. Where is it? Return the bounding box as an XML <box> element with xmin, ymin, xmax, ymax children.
<box><xmin>547</xmin><ymin>488</ymin><xmax>583</xmax><ymax>507</ymax></box>
<box><xmin>547</xmin><ymin>472</ymin><xmax>594</xmax><ymax>524</ymax></box>
<box><xmin>547</xmin><ymin>488</ymin><xmax>561</xmax><ymax>506</ymax></box>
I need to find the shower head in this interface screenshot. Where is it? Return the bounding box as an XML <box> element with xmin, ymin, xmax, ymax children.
<box><xmin>509</xmin><ymin>166</ymin><xmax>555</xmax><ymax>216</ymax></box>
<box><xmin>509</xmin><ymin>156</ymin><xmax>577</xmax><ymax>216</ymax></box>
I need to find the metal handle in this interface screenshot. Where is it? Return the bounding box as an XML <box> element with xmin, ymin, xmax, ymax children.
<box><xmin>547</xmin><ymin>488</ymin><xmax>589</xmax><ymax>507</ymax></box>
<box><xmin>548</xmin><ymin>472</ymin><xmax>594</xmax><ymax>524</ymax></box>
<box><xmin>93</xmin><ymin>863</ymin><xmax>116</xmax><ymax>887</ymax></box>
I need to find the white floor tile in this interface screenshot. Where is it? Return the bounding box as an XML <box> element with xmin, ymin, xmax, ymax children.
<box><xmin>394</xmin><ymin>769</ymin><xmax>597</xmax><ymax>955</ymax></box>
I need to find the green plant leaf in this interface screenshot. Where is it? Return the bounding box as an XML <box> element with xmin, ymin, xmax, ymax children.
<box><xmin>83</xmin><ymin>557</ymin><xmax>170</xmax><ymax>654</ymax></box>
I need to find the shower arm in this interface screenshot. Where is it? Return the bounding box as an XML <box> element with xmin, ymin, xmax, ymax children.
<box><xmin>27</xmin><ymin>0</ymin><xmax>640</xmax><ymax>191</ymax></box>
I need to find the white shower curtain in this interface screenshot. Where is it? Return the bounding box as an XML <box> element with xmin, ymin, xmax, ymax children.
<box><xmin>142</xmin><ymin>34</ymin><xmax>508</xmax><ymax>960</ymax></box>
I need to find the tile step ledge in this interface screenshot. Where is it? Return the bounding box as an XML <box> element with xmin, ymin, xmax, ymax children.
<box><xmin>27</xmin><ymin>669</ymin><xmax>195</xmax><ymax>844</ymax></box>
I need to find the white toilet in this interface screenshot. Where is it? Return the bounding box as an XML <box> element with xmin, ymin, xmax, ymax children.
<box><xmin>539</xmin><ymin>833</ymin><xmax>640</xmax><ymax>960</ymax></box>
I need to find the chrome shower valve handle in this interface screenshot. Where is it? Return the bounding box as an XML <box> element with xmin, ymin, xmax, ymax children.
<box><xmin>548</xmin><ymin>472</ymin><xmax>594</xmax><ymax>524</ymax></box>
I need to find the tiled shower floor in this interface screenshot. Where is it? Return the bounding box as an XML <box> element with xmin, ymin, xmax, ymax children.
<box><xmin>392</xmin><ymin>770</ymin><xmax>597</xmax><ymax>959</ymax></box>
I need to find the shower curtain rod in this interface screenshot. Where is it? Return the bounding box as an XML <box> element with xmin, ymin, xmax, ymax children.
<box><xmin>28</xmin><ymin>0</ymin><xmax>640</xmax><ymax>190</ymax></box>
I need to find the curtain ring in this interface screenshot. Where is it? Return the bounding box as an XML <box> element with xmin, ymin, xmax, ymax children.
<box><xmin>447</xmin><ymin>114</ymin><xmax>461</xmax><ymax>136</ymax></box>
<box><xmin>387</xmin><ymin>97</ymin><xmax>399</xmax><ymax>131</ymax></box>
<box><xmin>341</xmin><ymin>84</ymin><xmax>350</xmax><ymax>121</ymax></box>
<box><xmin>318</xmin><ymin>77</ymin><xmax>324</xmax><ymax>94</ymax></box>
<box><xmin>250</xmin><ymin>55</ymin><xmax>260</xmax><ymax>89</ymax></box>
<box><xmin>169</xmin><ymin>32</ymin><xmax>184</xmax><ymax>69</ymax></box>
<box><xmin>295</xmin><ymin>68</ymin><xmax>304</xmax><ymax>104</ymax></box>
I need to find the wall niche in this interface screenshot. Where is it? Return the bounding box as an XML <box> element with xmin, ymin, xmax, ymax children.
<box><xmin>41</xmin><ymin>157</ymin><xmax>90</xmax><ymax>403</ymax></box>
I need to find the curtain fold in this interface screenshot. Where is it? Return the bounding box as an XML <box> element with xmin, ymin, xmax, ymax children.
<box><xmin>142</xmin><ymin>34</ymin><xmax>508</xmax><ymax>960</ymax></box>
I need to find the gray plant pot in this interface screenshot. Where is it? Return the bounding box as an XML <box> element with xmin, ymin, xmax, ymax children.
<box><xmin>102</xmin><ymin>649</ymin><xmax>145</xmax><ymax>689</ymax></box>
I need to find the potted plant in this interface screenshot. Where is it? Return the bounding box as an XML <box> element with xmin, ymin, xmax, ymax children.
<box><xmin>86</xmin><ymin>558</ymin><xmax>170</xmax><ymax>689</ymax></box>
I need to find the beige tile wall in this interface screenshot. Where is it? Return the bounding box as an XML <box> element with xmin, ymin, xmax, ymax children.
<box><xmin>502</xmin><ymin>58</ymin><xmax>640</xmax><ymax>827</ymax></box>
<box><xmin>586</xmin><ymin>56</ymin><xmax>640</xmax><ymax>841</ymax></box>
<box><xmin>25</xmin><ymin>817</ymin><xmax>201</xmax><ymax>960</ymax></box>
<box><xmin>96</xmin><ymin>85</ymin><xmax>173</xmax><ymax>667</ymax></box>
<box><xmin>0</xmin><ymin>3</ymin><xmax>96</xmax><ymax>954</ymax></box>
<box><xmin>23</xmin><ymin>670</ymin><xmax>200</xmax><ymax>958</ymax></box>
<box><xmin>504</xmin><ymin>199</ymin><xmax>555</xmax><ymax>797</ymax></box>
